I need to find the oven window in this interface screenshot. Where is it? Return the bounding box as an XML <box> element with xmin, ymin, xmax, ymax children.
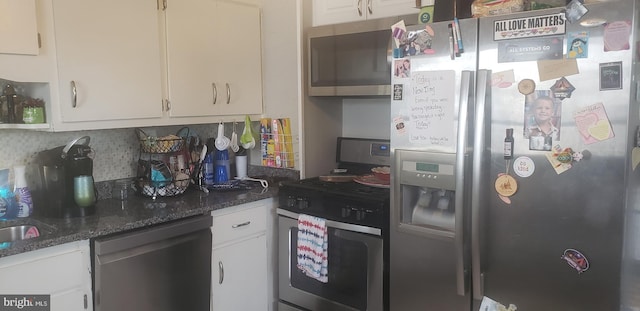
<box><xmin>290</xmin><ymin>227</ymin><xmax>368</xmax><ymax>310</ymax></box>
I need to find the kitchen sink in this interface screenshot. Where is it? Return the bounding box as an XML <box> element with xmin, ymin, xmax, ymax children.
<box><xmin>0</xmin><ymin>225</ymin><xmax>40</xmax><ymax>244</ymax></box>
<box><xmin>0</xmin><ymin>219</ymin><xmax>57</xmax><ymax>249</ymax></box>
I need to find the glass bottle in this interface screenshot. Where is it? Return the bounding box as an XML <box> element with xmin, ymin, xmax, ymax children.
<box><xmin>504</xmin><ymin>128</ymin><xmax>514</xmax><ymax>160</ymax></box>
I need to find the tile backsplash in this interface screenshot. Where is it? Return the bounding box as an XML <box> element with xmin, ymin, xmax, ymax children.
<box><xmin>0</xmin><ymin>123</ymin><xmax>261</xmax><ymax>189</ymax></box>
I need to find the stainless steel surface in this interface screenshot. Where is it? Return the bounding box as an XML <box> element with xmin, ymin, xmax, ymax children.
<box><xmin>337</xmin><ymin>137</ymin><xmax>390</xmax><ymax>167</ymax></box>
<box><xmin>278</xmin><ymin>212</ymin><xmax>383</xmax><ymax>311</ymax></box>
<box><xmin>390</xmin><ymin>2</ymin><xmax>640</xmax><ymax>310</ymax></box>
<box><xmin>0</xmin><ymin>225</ymin><xmax>38</xmax><ymax>243</ymax></box>
<box><xmin>278</xmin><ymin>302</ymin><xmax>305</xmax><ymax>311</ymax></box>
<box><xmin>93</xmin><ymin>215</ymin><xmax>212</xmax><ymax>311</ymax></box>
<box><xmin>306</xmin><ymin>15</ymin><xmax>415</xmax><ymax>97</ymax></box>
<box><xmin>277</xmin><ymin>208</ymin><xmax>381</xmax><ymax>236</ymax></box>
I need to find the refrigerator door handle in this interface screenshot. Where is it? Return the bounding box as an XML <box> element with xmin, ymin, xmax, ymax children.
<box><xmin>455</xmin><ymin>70</ymin><xmax>473</xmax><ymax>296</ymax></box>
<box><xmin>471</xmin><ymin>69</ymin><xmax>491</xmax><ymax>300</ymax></box>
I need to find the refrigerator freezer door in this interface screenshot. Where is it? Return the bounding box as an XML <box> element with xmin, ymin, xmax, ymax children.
<box><xmin>474</xmin><ymin>2</ymin><xmax>636</xmax><ymax>310</ymax></box>
<box><xmin>390</xmin><ymin>17</ymin><xmax>478</xmax><ymax>311</ymax></box>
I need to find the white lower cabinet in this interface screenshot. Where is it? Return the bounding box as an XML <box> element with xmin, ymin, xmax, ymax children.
<box><xmin>0</xmin><ymin>240</ymin><xmax>93</xmax><ymax>311</ymax></box>
<box><xmin>211</xmin><ymin>199</ymin><xmax>274</xmax><ymax>311</ymax></box>
<box><xmin>212</xmin><ymin>235</ymin><xmax>267</xmax><ymax>311</ymax></box>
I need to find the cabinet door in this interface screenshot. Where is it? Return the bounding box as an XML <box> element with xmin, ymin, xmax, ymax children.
<box><xmin>212</xmin><ymin>235</ymin><xmax>268</xmax><ymax>311</ymax></box>
<box><xmin>0</xmin><ymin>0</ymin><xmax>39</xmax><ymax>55</ymax></box>
<box><xmin>52</xmin><ymin>0</ymin><xmax>163</xmax><ymax>123</ymax></box>
<box><xmin>165</xmin><ymin>0</ymin><xmax>219</xmax><ymax>118</ymax></box>
<box><xmin>51</xmin><ymin>289</ymin><xmax>90</xmax><ymax>311</ymax></box>
<box><xmin>367</xmin><ymin>0</ymin><xmax>420</xmax><ymax>20</ymax></box>
<box><xmin>215</xmin><ymin>1</ymin><xmax>263</xmax><ymax>116</ymax></box>
<box><xmin>312</xmin><ymin>0</ymin><xmax>365</xmax><ymax>26</ymax></box>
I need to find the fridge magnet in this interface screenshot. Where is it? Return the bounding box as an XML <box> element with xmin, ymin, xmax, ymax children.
<box><xmin>398</xmin><ymin>29</ymin><xmax>435</xmax><ymax>56</ymax></box>
<box><xmin>394</xmin><ymin>59</ymin><xmax>411</xmax><ymax>78</ymax></box>
<box><xmin>493</xmin><ymin>12</ymin><xmax>566</xmax><ymax>41</ymax></box>
<box><xmin>550</xmin><ymin>77</ymin><xmax>575</xmax><ymax>100</ymax></box>
<box><xmin>580</xmin><ymin>18</ymin><xmax>606</xmax><ymax>28</ymax></box>
<box><xmin>537</xmin><ymin>58</ymin><xmax>579</xmax><ymax>82</ymax></box>
<box><xmin>391</xmin><ymin>20</ymin><xmax>407</xmax><ymax>48</ymax></box>
<box><xmin>393</xmin><ymin>84</ymin><xmax>404</xmax><ymax>101</ymax></box>
<box><xmin>599</xmin><ymin>62</ymin><xmax>622</xmax><ymax>91</ymax></box>
<box><xmin>498</xmin><ymin>37</ymin><xmax>563</xmax><ymax>63</ymax></box>
<box><xmin>603</xmin><ymin>21</ymin><xmax>631</xmax><ymax>52</ymax></box>
<box><xmin>573</xmin><ymin>102</ymin><xmax>615</xmax><ymax>144</ymax></box>
<box><xmin>517</xmin><ymin>79</ymin><xmax>536</xmax><ymax>95</ymax></box>
<box><xmin>479</xmin><ymin>296</ymin><xmax>518</xmax><ymax>311</ymax></box>
<box><xmin>393</xmin><ymin>116</ymin><xmax>407</xmax><ymax>134</ymax></box>
<box><xmin>545</xmin><ymin>145</ymin><xmax>584</xmax><ymax>174</ymax></box>
<box><xmin>495</xmin><ymin>174</ymin><xmax>518</xmax><ymax>197</ymax></box>
<box><xmin>492</xmin><ymin>70</ymin><xmax>516</xmax><ymax>88</ymax></box>
<box><xmin>561</xmin><ymin>248</ymin><xmax>589</xmax><ymax>274</ymax></box>
<box><xmin>567</xmin><ymin>31</ymin><xmax>589</xmax><ymax>59</ymax></box>
<box><xmin>523</xmin><ymin>90</ymin><xmax>562</xmax><ymax>141</ymax></box>
<box><xmin>564</xmin><ymin>0</ymin><xmax>588</xmax><ymax>24</ymax></box>
<box><xmin>513</xmin><ymin>156</ymin><xmax>535</xmax><ymax>178</ymax></box>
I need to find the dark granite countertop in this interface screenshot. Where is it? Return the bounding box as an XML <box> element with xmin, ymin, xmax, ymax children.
<box><xmin>0</xmin><ymin>167</ymin><xmax>298</xmax><ymax>259</ymax></box>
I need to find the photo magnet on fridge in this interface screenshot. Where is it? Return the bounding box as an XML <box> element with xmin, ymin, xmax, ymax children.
<box><xmin>599</xmin><ymin>62</ymin><xmax>623</xmax><ymax>90</ymax></box>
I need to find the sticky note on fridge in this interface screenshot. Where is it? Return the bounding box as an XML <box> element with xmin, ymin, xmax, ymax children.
<box><xmin>538</xmin><ymin>58</ymin><xmax>579</xmax><ymax>81</ymax></box>
<box><xmin>491</xmin><ymin>70</ymin><xmax>515</xmax><ymax>88</ymax></box>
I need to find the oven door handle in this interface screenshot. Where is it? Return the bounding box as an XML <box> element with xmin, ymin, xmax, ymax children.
<box><xmin>277</xmin><ymin>209</ymin><xmax>382</xmax><ymax>236</ymax></box>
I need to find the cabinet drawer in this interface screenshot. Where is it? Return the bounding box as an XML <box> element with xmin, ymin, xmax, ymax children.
<box><xmin>212</xmin><ymin>205</ymin><xmax>266</xmax><ymax>246</ymax></box>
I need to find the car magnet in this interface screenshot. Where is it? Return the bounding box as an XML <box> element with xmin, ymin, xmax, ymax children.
<box><xmin>561</xmin><ymin>248</ymin><xmax>589</xmax><ymax>274</ymax></box>
<box><xmin>550</xmin><ymin>77</ymin><xmax>576</xmax><ymax>99</ymax></box>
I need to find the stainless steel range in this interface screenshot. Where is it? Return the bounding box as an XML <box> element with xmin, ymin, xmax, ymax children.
<box><xmin>277</xmin><ymin>137</ymin><xmax>390</xmax><ymax>311</ymax></box>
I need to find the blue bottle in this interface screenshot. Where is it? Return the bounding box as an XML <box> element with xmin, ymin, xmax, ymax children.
<box><xmin>0</xmin><ymin>169</ymin><xmax>18</xmax><ymax>220</ymax></box>
<box><xmin>203</xmin><ymin>153</ymin><xmax>215</xmax><ymax>185</ymax></box>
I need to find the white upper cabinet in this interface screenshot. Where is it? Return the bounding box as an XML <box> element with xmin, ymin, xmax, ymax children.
<box><xmin>0</xmin><ymin>0</ymin><xmax>39</xmax><ymax>55</ymax></box>
<box><xmin>166</xmin><ymin>0</ymin><xmax>263</xmax><ymax>118</ymax></box>
<box><xmin>313</xmin><ymin>0</ymin><xmax>419</xmax><ymax>26</ymax></box>
<box><xmin>52</xmin><ymin>0</ymin><xmax>164</xmax><ymax>125</ymax></box>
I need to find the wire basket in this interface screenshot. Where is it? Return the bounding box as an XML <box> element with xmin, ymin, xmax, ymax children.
<box><xmin>136</xmin><ymin>128</ymin><xmax>185</xmax><ymax>153</ymax></box>
<box><xmin>135</xmin><ymin>177</ymin><xmax>190</xmax><ymax>198</ymax></box>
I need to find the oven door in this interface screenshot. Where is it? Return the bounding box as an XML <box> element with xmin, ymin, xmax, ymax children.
<box><xmin>278</xmin><ymin>209</ymin><xmax>383</xmax><ymax>311</ymax></box>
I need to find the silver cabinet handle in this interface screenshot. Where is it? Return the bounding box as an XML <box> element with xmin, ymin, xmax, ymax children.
<box><xmin>212</xmin><ymin>83</ymin><xmax>217</xmax><ymax>105</ymax></box>
<box><xmin>232</xmin><ymin>221</ymin><xmax>251</xmax><ymax>229</ymax></box>
<box><xmin>225</xmin><ymin>83</ymin><xmax>230</xmax><ymax>104</ymax></box>
<box><xmin>367</xmin><ymin>0</ymin><xmax>372</xmax><ymax>14</ymax></box>
<box><xmin>357</xmin><ymin>0</ymin><xmax>362</xmax><ymax>16</ymax></box>
<box><xmin>70</xmin><ymin>80</ymin><xmax>77</xmax><ymax>108</ymax></box>
<box><xmin>218</xmin><ymin>261</ymin><xmax>224</xmax><ymax>284</ymax></box>
<box><xmin>471</xmin><ymin>69</ymin><xmax>491</xmax><ymax>300</ymax></box>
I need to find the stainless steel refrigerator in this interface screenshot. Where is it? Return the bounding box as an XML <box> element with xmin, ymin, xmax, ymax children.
<box><xmin>389</xmin><ymin>1</ymin><xmax>640</xmax><ymax>310</ymax></box>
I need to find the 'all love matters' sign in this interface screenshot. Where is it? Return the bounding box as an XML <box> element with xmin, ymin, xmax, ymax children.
<box><xmin>494</xmin><ymin>13</ymin><xmax>566</xmax><ymax>41</ymax></box>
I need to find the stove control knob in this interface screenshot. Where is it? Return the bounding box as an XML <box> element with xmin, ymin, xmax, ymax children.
<box><xmin>297</xmin><ymin>198</ymin><xmax>309</xmax><ymax>210</ymax></box>
<box><xmin>341</xmin><ymin>207</ymin><xmax>351</xmax><ymax>218</ymax></box>
<box><xmin>286</xmin><ymin>196</ymin><xmax>297</xmax><ymax>208</ymax></box>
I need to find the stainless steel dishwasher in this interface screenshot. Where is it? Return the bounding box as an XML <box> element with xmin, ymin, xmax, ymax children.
<box><xmin>92</xmin><ymin>215</ymin><xmax>212</xmax><ymax>311</ymax></box>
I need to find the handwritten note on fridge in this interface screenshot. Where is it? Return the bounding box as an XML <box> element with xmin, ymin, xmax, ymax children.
<box><xmin>409</xmin><ymin>70</ymin><xmax>456</xmax><ymax>147</ymax></box>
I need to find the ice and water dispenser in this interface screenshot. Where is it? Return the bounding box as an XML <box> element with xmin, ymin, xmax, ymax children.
<box><xmin>394</xmin><ymin>150</ymin><xmax>458</xmax><ymax>234</ymax></box>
